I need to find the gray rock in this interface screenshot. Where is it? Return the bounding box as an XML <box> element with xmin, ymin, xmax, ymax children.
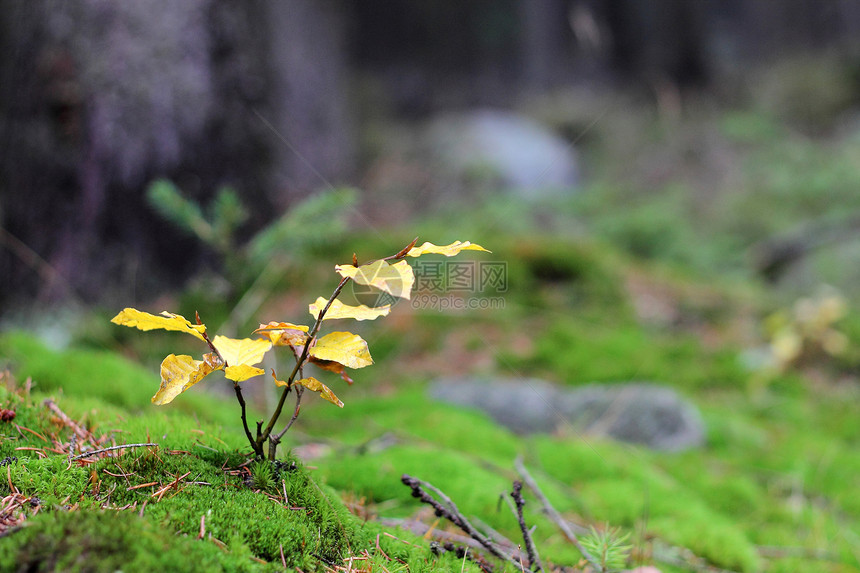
<box><xmin>559</xmin><ymin>383</ymin><xmax>706</xmax><ymax>451</ymax></box>
<box><xmin>430</xmin><ymin>378</ymin><xmax>565</xmax><ymax>434</ymax></box>
<box><xmin>425</xmin><ymin>110</ymin><xmax>579</xmax><ymax>198</ymax></box>
<box><xmin>429</xmin><ymin>378</ymin><xmax>705</xmax><ymax>451</ymax></box>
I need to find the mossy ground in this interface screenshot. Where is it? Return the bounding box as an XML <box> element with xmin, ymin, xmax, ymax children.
<box><xmin>0</xmin><ymin>342</ymin><xmax>481</xmax><ymax>572</ymax></box>
<box><xmin>4</xmin><ymin>228</ymin><xmax>860</xmax><ymax>572</ymax></box>
<box><xmin>4</xmin><ymin>103</ymin><xmax>860</xmax><ymax>571</ymax></box>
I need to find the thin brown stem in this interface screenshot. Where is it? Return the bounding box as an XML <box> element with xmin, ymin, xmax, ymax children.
<box><xmin>234</xmin><ymin>383</ymin><xmax>263</xmax><ymax>458</ymax></box>
<box><xmin>197</xmin><ymin>317</ymin><xmax>222</xmax><ymax>360</ymax></box>
<box><xmin>276</xmin><ymin>387</ymin><xmax>304</xmax><ymax>440</ymax></box>
<box><xmin>268</xmin><ymin>386</ymin><xmax>305</xmax><ymax>460</ymax></box>
<box><xmin>200</xmin><ymin>315</ymin><xmax>262</xmax><ymax>457</ymax></box>
<box><xmin>257</xmin><ymin>276</ymin><xmax>350</xmax><ymax>451</ymax></box>
<box><xmin>267</xmin><ymin>365</ymin><xmax>306</xmax><ymax>459</ymax></box>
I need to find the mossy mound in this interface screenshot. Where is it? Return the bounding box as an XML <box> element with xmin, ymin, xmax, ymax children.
<box><xmin>0</xmin><ymin>337</ymin><xmax>480</xmax><ymax>572</ymax></box>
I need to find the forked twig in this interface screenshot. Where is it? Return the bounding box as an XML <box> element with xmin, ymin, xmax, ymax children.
<box><xmin>511</xmin><ymin>480</ymin><xmax>542</xmax><ymax>572</ymax></box>
<box><xmin>514</xmin><ymin>457</ymin><xmax>603</xmax><ymax>572</ymax></box>
<box><xmin>401</xmin><ymin>474</ymin><xmax>534</xmax><ymax>573</ymax></box>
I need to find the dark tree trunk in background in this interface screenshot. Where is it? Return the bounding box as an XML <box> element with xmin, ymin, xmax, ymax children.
<box><xmin>1</xmin><ymin>0</ymin><xmax>216</xmax><ymax>303</ymax></box>
<box><xmin>519</xmin><ymin>0</ymin><xmax>574</xmax><ymax>91</ymax></box>
<box><xmin>263</xmin><ymin>0</ymin><xmax>353</xmax><ymax>206</ymax></box>
<box><xmin>736</xmin><ymin>0</ymin><xmax>859</xmax><ymax>61</ymax></box>
<box><xmin>0</xmin><ymin>0</ymin><xmax>352</xmax><ymax>307</ymax></box>
<box><xmin>518</xmin><ymin>0</ymin><xmax>710</xmax><ymax>92</ymax></box>
<box><xmin>602</xmin><ymin>0</ymin><xmax>708</xmax><ymax>87</ymax></box>
<box><xmin>2</xmin><ymin>0</ymin><xmax>859</xmax><ymax>309</ymax></box>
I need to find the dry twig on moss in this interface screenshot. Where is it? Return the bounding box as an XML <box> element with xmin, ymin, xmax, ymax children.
<box><xmin>511</xmin><ymin>480</ymin><xmax>542</xmax><ymax>572</ymax></box>
<box><xmin>514</xmin><ymin>457</ymin><xmax>604</xmax><ymax>572</ymax></box>
<box><xmin>401</xmin><ymin>474</ymin><xmax>535</xmax><ymax>573</ymax></box>
<box><xmin>71</xmin><ymin>443</ymin><xmax>158</xmax><ymax>461</ymax></box>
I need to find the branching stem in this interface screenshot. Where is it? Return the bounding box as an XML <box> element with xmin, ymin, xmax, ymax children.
<box><xmin>258</xmin><ymin>276</ymin><xmax>350</xmax><ymax>458</ymax></box>
<box><xmin>253</xmin><ymin>238</ymin><xmax>417</xmax><ymax>459</ymax></box>
<box><xmin>269</xmin><ymin>387</ymin><xmax>305</xmax><ymax>459</ymax></box>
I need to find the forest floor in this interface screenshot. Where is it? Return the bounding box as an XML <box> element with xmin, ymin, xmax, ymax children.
<box><xmin>3</xmin><ymin>92</ymin><xmax>860</xmax><ymax>572</ymax></box>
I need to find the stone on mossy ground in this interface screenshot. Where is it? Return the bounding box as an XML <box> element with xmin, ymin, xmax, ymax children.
<box><xmin>430</xmin><ymin>377</ymin><xmax>705</xmax><ymax>450</ymax></box>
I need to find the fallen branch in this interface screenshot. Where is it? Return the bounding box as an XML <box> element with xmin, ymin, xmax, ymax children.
<box><xmin>511</xmin><ymin>480</ymin><xmax>542</xmax><ymax>572</ymax></box>
<box><xmin>401</xmin><ymin>474</ymin><xmax>534</xmax><ymax>573</ymax></box>
<box><xmin>514</xmin><ymin>457</ymin><xmax>603</xmax><ymax>572</ymax></box>
<box><xmin>71</xmin><ymin>443</ymin><xmax>158</xmax><ymax>461</ymax></box>
<box><xmin>470</xmin><ymin>516</ymin><xmax>523</xmax><ymax>556</ymax></box>
<box><xmin>380</xmin><ymin>517</ymin><xmax>526</xmax><ymax>561</ymax></box>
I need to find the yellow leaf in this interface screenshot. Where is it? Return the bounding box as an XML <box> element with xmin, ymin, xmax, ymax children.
<box><xmin>225</xmin><ymin>364</ymin><xmax>266</xmax><ymax>382</ymax></box>
<box><xmin>152</xmin><ymin>353</ymin><xmax>221</xmax><ymax>405</ymax></box>
<box><xmin>254</xmin><ymin>322</ymin><xmax>309</xmax><ymax>347</ymax></box>
<box><xmin>406</xmin><ymin>240</ymin><xmax>490</xmax><ymax>257</ymax></box>
<box><xmin>111</xmin><ymin>308</ymin><xmax>206</xmax><ymax>341</ymax></box>
<box><xmin>212</xmin><ymin>335</ymin><xmax>272</xmax><ymax>366</ymax></box>
<box><xmin>335</xmin><ymin>259</ymin><xmax>414</xmax><ymax>300</ymax></box>
<box><xmin>309</xmin><ymin>331</ymin><xmax>373</xmax><ymax>369</ymax></box>
<box><xmin>308</xmin><ymin>297</ymin><xmax>391</xmax><ymax>321</ymax></box>
<box><xmin>296</xmin><ymin>376</ymin><xmax>344</xmax><ymax>407</ymax></box>
<box><xmin>271</xmin><ymin>373</ymin><xmax>344</xmax><ymax>406</ymax></box>
<box><xmin>309</xmin><ymin>359</ymin><xmax>354</xmax><ymax>385</ymax></box>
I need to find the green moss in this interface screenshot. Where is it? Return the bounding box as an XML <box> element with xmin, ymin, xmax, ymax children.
<box><xmin>510</xmin><ymin>318</ymin><xmax>745</xmax><ymax>390</ymax></box>
<box><xmin>0</xmin><ymin>389</ymin><xmax>461</xmax><ymax>571</ymax></box>
<box><xmin>2</xmin><ymin>456</ymin><xmax>90</xmax><ymax>503</ymax></box>
<box><xmin>0</xmin><ymin>510</ymin><xmax>251</xmax><ymax>573</ymax></box>
<box><xmin>303</xmin><ymin>387</ymin><xmax>522</xmax><ymax>462</ymax></box>
<box><xmin>316</xmin><ymin>442</ymin><xmax>588</xmax><ymax>567</ymax></box>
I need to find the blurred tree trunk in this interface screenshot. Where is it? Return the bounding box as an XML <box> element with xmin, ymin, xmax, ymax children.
<box><xmin>519</xmin><ymin>0</ymin><xmax>574</xmax><ymax>91</ymax></box>
<box><xmin>0</xmin><ymin>0</ymin><xmax>352</xmax><ymax>306</ymax></box>
<box><xmin>1</xmin><ymin>0</ymin><xmax>218</xmax><ymax>303</ymax></box>
<box><xmin>735</xmin><ymin>0</ymin><xmax>858</xmax><ymax>60</ymax></box>
<box><xmin>602</xmin><ymin>0</ymin><xmax>708</xmax><ymax>87</ymax></box>
<box><xmin>263</xmin><ymin>0</ymin><xmax>353</xmax><ymax>206</ymax></box>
